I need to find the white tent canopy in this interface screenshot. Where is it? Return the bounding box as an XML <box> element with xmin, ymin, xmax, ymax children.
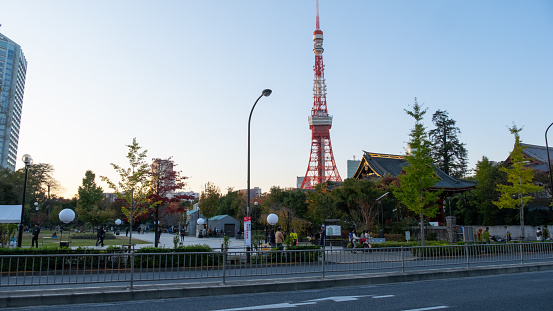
<box><xmin>0</xmin><ymin>205</ymin><xmax>22</xmax><ymax>223</ymax></box>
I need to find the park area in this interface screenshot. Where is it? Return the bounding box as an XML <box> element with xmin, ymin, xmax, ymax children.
<box><xmin>17</xmin><ymin>230</ymin><xmax>150</xmax><ymax>248</ymax></box>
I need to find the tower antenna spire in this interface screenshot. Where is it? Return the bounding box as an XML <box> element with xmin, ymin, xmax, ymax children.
<box><xmin>316</xmin><ymin>0</ymin><xmax>320</xmax><ymax>30</ymax></box>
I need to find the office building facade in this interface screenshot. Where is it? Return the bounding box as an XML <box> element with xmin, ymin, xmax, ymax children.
<box><xmin>0</xmin><ymin>33</ymin><xmax>27</xmax><ymax>171</ymax></box>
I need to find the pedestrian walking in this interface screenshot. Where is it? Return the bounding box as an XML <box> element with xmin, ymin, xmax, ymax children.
<box><xmin>320</xmin><ymin>226</ymin><xmax>326</xmax><ymax>248</ymax></box>
<box><xmin>477</xmin><ymin>228</ymin><xmax>483</xmax><ymax>242</ymax></box>
<box><xmin>275</xmin><ymin>227</ymin><xmax>284</xmax><ymax>248</ymax></box>
<box><xmin>96</xmin><ymin>226</ymin><xmax>105</xmax><ymax>247</ymax></box>
<box><xmin>270</xmin><ymin>229</ymin><xmax>276</xmax><ymax>247</ymax></box>
<box><xmin>180</xmin><ymin>227</ymin><xmax>186</xmax><ymax>241</ymax></box>
<box><xmin>504</xmin><ymin>226</ymin><xmax>511</xmax><ymax>242</ymax></box>
<box><xmin>31</xmin><ymin>224</ymin><xmax>40</xmax><ymax>248</ymax></box>
<box><xmin>349</xmin><ymin>229</ymin><xmax>360</xmax><ymax>250</ymax></box>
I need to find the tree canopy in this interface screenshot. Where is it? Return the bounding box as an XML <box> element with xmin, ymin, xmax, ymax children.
<box><xmin>392</xmin><ymin>98</ymin><xmax>443</xmax><ymax>246</ymax></box>
<box><xmin>429</xmin><ymin>110</ymin><xmax>468</xmax><ymax>178</ymax></box>
<box><xmin>494</xmin><ymin>125</ymin><xmax>543</xmax><ymax>239</ymax></box>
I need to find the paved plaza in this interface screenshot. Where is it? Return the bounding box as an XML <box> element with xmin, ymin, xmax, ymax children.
<box><xmin>104</xmin><ymin>231</ymin><xmax>249</xmax><ymax>251</ymax></box>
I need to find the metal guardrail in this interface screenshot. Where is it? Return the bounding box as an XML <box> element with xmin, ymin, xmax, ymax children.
<box><xmin>1</xmin><ymin>243</ymin><xmax>552</xmax><ymax>288</ymax></box>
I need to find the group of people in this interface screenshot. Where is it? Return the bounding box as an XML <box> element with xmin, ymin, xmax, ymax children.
<box><xmin>264</xmin><ymin>227</ymin><xmax>299</xmax><ymax>248</ymax></box>
<box><xmin>349</xmin><ymin>229</ymin><xmax>371</xmax><ymax>249</ymax></box>
<box><xmin>476</xmin><ymin>226</ymin><xmax>551</xmax><ymax>242</ymax></box>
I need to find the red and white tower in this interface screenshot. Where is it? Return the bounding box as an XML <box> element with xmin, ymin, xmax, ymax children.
<box><xmin>300</xmin><ymin>0</ymin><xmax>342</xmax><ymax>189</ymax></box>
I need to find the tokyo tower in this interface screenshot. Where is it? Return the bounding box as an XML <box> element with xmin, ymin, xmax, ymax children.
<box><xmin>300</xmin><ymin>0</ymin><xmax>342</xmax><ymax>189</ymax></box>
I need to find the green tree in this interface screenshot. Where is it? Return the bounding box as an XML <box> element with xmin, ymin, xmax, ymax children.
<box><xmin>101</xmin><ymin>138</ymin><xmax>153</xmax><ymax>244</ymax></box>
<box><xmin>306</xmin><ymin>182</ymin><xmax>343</xmax><ymax>226</ymax></box>
<box><xmin>76</xmin><ymin>170</ymin><xmax>113</xmax><ymax>231</ymax></box>
<box><xmin>0</xmin><ymin>163</ymin><xmax>61</xmax><ymax>225</ymax></box>
<box><xmin>218</xmin><ymin>188</ymin><xmax>244</xmax><ymax>220</ymax></box>
<box><xmin>429</xmin><ymin>110</ymin><xmax>468</xmax><ymax>178</ymax></box>
<box><xmin>392</xmin><ymin>98</ymin><xmax>443</xmax><ymax>246</ymax></box>
<box><xmin>199</xmin><ymin>182</ymin><xmax>221</xmax><ymax>229</ymax></box>
<box><xmin>493</xmin><ymin>125</ymin><xmax>543</xmax><ymax>239</ymax></box>
<box><xmin>471</xmin><ymin>157</ymin><xmax>506</xmax><ymax>225</ymax></box>
<box><xmin>332</xmin><ymin>178</ymin><xmax>383</xmax><ymax>231</ymax></box>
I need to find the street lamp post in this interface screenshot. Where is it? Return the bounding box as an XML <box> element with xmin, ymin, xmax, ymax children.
<box><xmin>376</xmin><ymin>192</ymin><xmax>389</xmax><ymax>238</ymax></box>
<box><xmin>545</xmin><ymin>122</ymin><xmax>553</xmax><ymax>202</ymax></box>
<box><xmin>59</xmin><ymin>208</ymin><xmax>75</xmax><ymax>247</ymax></box>
<box><xmin>246</xmin><ymin>89</ymin><xmax>272</xmax><ymax>248</ymax></box>
<box><xmin>17</xmin><ymin>154</ymin><xmax>33</xmax><ymax>247</ymax></box>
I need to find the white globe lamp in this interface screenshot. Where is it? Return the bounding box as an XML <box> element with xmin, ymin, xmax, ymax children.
<box><xmin>115</xmin><ymin>219</ymin><xmax>122</xmax><ymax>225</ymax></box>
<box><xmin>59</xmin><ymin>209</ymin><xmax>75</xmax><ymax>224</ymax></box>
<box><xmin>267</xmin><ymin>214</ymin><xmax>278</xmax><ymax>226</ymax></box>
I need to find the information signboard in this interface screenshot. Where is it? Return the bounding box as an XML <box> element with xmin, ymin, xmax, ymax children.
<box><xmin>326</xmin><ymin>225</ymin><xmax>341</xmax><ymax>236</ymax></box>
<box><xmin>244</xmin><ymin>217</ymin><xmax>251</xmax><ymax>247</ymax></box>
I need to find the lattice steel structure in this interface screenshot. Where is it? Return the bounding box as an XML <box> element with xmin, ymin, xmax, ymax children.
<box><xmin>300</xmin><ymin>1</ymin><xmax>342</xmax><ymax>189</ymax></box>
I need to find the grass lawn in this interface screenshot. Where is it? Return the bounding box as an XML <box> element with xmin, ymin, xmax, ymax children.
<box><xmin>20</xmin><ymin>230</ymin><xmax>150</xmax><ymax>248</ymax></box>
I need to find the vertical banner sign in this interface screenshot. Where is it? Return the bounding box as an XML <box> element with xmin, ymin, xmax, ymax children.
<box><xmin>244</xmin><ymin>217</ymin><xmax>251</xmax><ymax>247</ymax></box>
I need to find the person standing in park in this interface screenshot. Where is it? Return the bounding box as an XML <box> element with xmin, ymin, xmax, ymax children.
<box><xmin>543</xmin><ymin>225</ymin><xmax>550</xmax><ymax>241</ymax></box>
<box><xmin>275</xmin><ymin>227</ymin><xmax>284</xmax><ymax>248</ymax></box>
<box><xmin>349</xmin><ymin>229</ymin><xmax>360</xmax><ymax>250</ymax></box>
<box><xmin>31</xmin><ymin>224</ymin><xmax>40</xmax><ymax>248</ymax></box>
<box><xmin>290</xmin><ymin>228</ymin><xmax>298</xmax><ymax>246</ymax></box>
<box><xmin>125</xmin><ymin>227</ymin><xmax>129</xmax><ymax>237</ymax></box>
<box><xmin>180</xmin><ymin>227</ymin><xmax>186</xmax><ymax>241</ymax></box>
<box><xmin>536</xmin><ymin>227</ymin><xmax>543</xmax><ymax>241</ymax></box>
<box><xmin>504</xmin><ymin>226</ymin><xmax>511</xmax><ymax>242</ymax></box>
<box><xmin>483</xmin><ymin>227</ymin><xmax>490</xmax><ymax>242</ymax></box>
<box><xmin>96</xmin><ymin>226</ymin><xmax>105</xmax><ymax>247</ymax></box>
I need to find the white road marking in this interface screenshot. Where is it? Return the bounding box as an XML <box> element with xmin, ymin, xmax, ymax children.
<box><xmin>307</xmin><ymin>295</ymin><xmax>372</xmax><ymax>302</ymax></box>
<box><xmin>402</xmin><ymin>306</ymin><xmax>449</xmax><ymax>311</ymax></box>
<box><xmin>212</xmin><ymin>294</ymin><xmax>394</xmax><ymax>311</ymax></box>
<box><xmin>213</xmin><ymin>302</ymin><xmax>316</xmax><ymax>311</ymax></box>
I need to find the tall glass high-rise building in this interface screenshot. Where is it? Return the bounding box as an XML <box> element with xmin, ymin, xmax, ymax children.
<box><xmin>0</xmin><ymin>32</ymin><xmax>27</xmax><ymax>171</ymax></box>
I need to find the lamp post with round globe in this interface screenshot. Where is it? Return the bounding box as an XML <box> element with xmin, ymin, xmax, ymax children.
<box><xmin>197</xmin><ymin>218</ymin><xmax>205</xmax><ymax>238</ymax></box>
<box><xmin>115</xmin><ymin>219</ymin><xmax>122</xmax><ymax>236</ymax></box>
<box><xmin>59</xmin><ymin>209</ymin><xmax>75</xmax><ymax>247</ymax></box>
<box><xmin>17</xmin><ymin>154</ymin><xmax>33</xmax><ymax>247</ymax></box>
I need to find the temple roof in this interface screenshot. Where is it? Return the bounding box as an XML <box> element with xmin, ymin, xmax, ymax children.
<box><xmin>509</xmin><ymin>143</ymin><xmax>553</xmax><ymax>172</ymax></box>
<box><xmin>353</xmin><ymin>151</ymin><xmax>477</xmax><ymax>192</ymax></box>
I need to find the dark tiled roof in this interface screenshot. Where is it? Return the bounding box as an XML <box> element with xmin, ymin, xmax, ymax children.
<box><xmin>354</xmin><ymin>151</ymin><xmax>476</xmax><ymax>192</ymax></box>
<box><xmin>519</xmin><ymin>143</ymin><xmax>553</xmax><ymax>172</ymax></box>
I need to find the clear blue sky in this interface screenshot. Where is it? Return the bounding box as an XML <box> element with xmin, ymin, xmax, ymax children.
<box><xmin>1</xmin><ymin>0</ymin><xmax>552</xmax><ymax>198</ymax></box>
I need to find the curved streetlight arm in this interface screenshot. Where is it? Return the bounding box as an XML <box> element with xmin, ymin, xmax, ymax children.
<box><xmin>247</xmin><ymin>94</ymin><xmax>264</xmax><ymax>217</ymax></box>
<box><xmin>247</xmin><ymin>89</ymin><xmax>272</xmax><ymax>217</ymax></box>
<box><xmin>546</xmin><ymin>122</ymin><xmax>553</xmax><ymax>201</ymax></box>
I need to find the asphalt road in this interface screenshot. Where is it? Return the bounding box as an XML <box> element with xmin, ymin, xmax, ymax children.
<box><xmin>6</xmin><ymin>270</ymin><xmax>553</xmax><ymax>311</ymax></box>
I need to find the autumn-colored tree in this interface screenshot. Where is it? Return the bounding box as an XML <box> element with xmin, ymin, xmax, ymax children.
<box><xmin>494</xmin><ymin>125</ymin><xmax>543</xmax><ymax>239</ymax></box>
<box><xmin>149</xmin><ymin>158</ymin><xmax>190</xmax><ymax>247</ymax></box>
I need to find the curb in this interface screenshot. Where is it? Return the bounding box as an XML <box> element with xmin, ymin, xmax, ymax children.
<box><xmin>2</xmin><ymin>262</ymin><xmax>553</xmax><ymax>308</ymax></box>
